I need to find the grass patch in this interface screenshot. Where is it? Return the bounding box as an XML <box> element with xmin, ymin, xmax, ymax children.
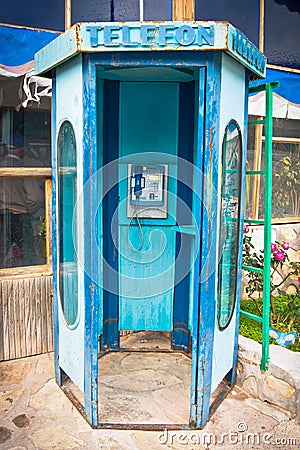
<box><xmin>239</xmin><ymin>294</ymin><xmax>300</xmax><ymax>352</ymax></box>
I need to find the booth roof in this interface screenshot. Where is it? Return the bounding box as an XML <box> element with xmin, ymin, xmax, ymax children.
<box><xmin>34</xmin><ymin>21</ymin><xmax>267</xmax><ymax>79</ymax></box>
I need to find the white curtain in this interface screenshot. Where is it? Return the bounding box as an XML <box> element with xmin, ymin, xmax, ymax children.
<box><xmin>248</xmin><ymin>91</ymin><xmax>300</xmax><ymax>120</ymax></box>
<box><xmin>0</xmin><ymin>60</ymin><xmax>52</xmax><ymax>110</ymax></box>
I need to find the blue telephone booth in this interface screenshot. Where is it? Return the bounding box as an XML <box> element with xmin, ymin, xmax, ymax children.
<box><xmin>35</xmin><ymin>21</ymin><xmax>266</xmax><ymax>429</ymax></box>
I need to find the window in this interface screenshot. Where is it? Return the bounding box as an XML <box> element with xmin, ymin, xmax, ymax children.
<box><xmin>217</xmin><ymin>121</ymin><xmax>242</xmax><ymax>330</ymax></box>
<box><xmin>0</xmin><ymin>108</ymin><xmax>51</xmax><ymax>272</ymax></box>
<box><xmin>246</xmin><ymin>116</ymin><xmax>300</xmax><ymax>222</ymax></box>
<box><xmin>57</xmin><ymin>120</ymin><xmax>78</xmax><ymax>326</ymax></box>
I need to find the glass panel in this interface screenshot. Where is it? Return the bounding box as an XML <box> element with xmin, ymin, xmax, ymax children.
<box><xmin>272</xmin><ymin>118</ymin><xmax>300</xmax><ymax>139</ymax></box>
<box><xmin>0</xmin><ymin>177</ymin><xmax>46</xmax><ymax>268</ymax></box>
<box><xmin>254</xmin><ymin>141</ymin><xmax>300</xmax><ymax>220</ymax></box>
<box><xmin>257</xmin><ymin>116</ymin><xmax>300</xmax><ymax>221</ymax></box>
<box><xmin>272</xmin><ymin>142</ymin><xmax>300</xmax><ymax>218</ymax></box>
<box><xmin>0</xmin><ymin>102</ymin><xmax>51</xmax><ymax>269</ymax></box>
<box><xmin>0</xmin><ymin>110</ymin><xmax>51</xmax><ymax>167</ymax></box>
<box><xmin>57</xmin><ymin>121</ymin><xmax>78</xmax><ymax>326</ymax></box>
<box><xmin>218</xmin><ymin>121</ymin><xmax>242</xmax><ymax>330</ymax></box>
<box><xmin>244</xmin><ymin>173</ymin><xmax>264</xmax><ymax>220</ymax></box>
<box><xmin>246</xmin><ymin>119</ymin><xmax>256</xmax><ymax>172</ymax></box>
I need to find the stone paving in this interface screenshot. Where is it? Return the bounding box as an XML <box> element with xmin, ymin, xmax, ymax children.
<box><xmin>0</xmin><ymin>351</ymin><xmax>299</xmax><ymax>450</ymax></box>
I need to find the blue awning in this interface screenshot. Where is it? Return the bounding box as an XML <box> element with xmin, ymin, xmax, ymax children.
<box><xmin>0</xmin><ymin>24</ymin><xmax>59</xmax><ymax>67</ymax></box>
<box><xmin>251</xmin><ymin>67</ymin><xmax>300</xmax><ymax>105</ymax></box>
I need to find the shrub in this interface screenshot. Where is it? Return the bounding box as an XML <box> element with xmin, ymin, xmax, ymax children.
<box><xmin>241</xmin><ymin>228</ymin><xmax>300</xmax><ymax>350</ymax></box>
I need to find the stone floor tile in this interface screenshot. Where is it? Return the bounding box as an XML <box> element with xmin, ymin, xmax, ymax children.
<box><xmin>0</xmin><ymin>426</ymin><xmax>13</xmax><ymax>445</ymax></box>
<box><xmin>0</xmin><ymin>388</ymin><xmax>24</xmax><ymax>419</ymax></box>
<box><xmin>34</xmin><ymin>353</ymin><xmax>54</xmax><ymax>376</ymax></box>
<box><xmin>12</xmin><ymin>413</ymin><xmax>30</xmax><ymax>428</ymax></box>
<box><xmin>72</xmin><ymin>407</ymin><xmax>95</xmax><ymax>433</ymax></box>
<box><xmin>6</xmin><ymin>447</ymin><xmax>27</xmax><ymax>450</ymax></box>
<box><xmin>96</xmin><ymin>433</ymin><xmax>131</xmax><ymax>450</ymax></box>
<box><xmin>0</xmin><ymin>361</ymin><xmax>31</xmax><ymax>386</ymax></box>
<box><xmin>245</xmin><ymin>397</ymin><xmax>291</xmax><ymax>422</ymax></box>
<box><xmin>29</xmin><ymin>379</ymin><xmax>73</xmax><ymax>411</ymax></box>
<box><xmin>28</xmin><ymin>425</ymin><xmax>87</xmax><ymax>449</ymax></box>
<box><xmin>204</xmin><ymin>399</ymin><xmax>279</xmax><ymax>436</ymax></box>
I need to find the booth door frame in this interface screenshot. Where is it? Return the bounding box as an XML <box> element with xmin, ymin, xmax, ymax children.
<box><xmin>99</xmin><ymin>77</ymin><xmax>197</xmax><ymax>350</ymax></box>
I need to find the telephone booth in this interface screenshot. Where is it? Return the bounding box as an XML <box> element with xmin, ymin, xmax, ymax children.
<box><xmin>35</xmin><ymin>21</ymin><xmax>266</xmax><ymax>429</ymax></box>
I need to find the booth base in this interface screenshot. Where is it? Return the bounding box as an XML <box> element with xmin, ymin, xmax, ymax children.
<box><xmin>62</xmin><ymin>331</ymin><xmax>233</xmax><ymax>429</ymax></box>
<box><xmin>98</xmin><ymin>331</ymin><xmax>191</xmax><ymax>427</ymax></box>
<box><xmin>63</xmin><ymin>331</ymin><xmax>192</xmax><ymax>429</ymax></box>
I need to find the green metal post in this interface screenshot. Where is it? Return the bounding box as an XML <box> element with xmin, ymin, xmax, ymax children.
<box><xmin>261</xmin><ymin>83</ymin><xmax>273</xmax><ymax>371</ymax></box>
<box><xmin>241</xmin><ymin>82</ymin><xmax>279</xmax><ymax>371</ymax></box>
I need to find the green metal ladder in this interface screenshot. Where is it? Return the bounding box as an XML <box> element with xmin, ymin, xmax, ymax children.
<box><xmin>241</xmin><ymin>81</ymin><xmax>279</xmax><ymax>371</ymax></box>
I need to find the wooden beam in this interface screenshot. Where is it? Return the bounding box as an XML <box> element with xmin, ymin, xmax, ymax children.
<box><xmin>45</xmin><ymin>178</ymin><xmax>52</xmax><ymax>266</ymax></box>
<box><xmin>267</xmin><ymin>64</ymin><xmax>300</xmax><ymax>75</ymax></box>
<box><xmin>259</xmin><ymin>0</ymin><xmax>264</xmax><ymax>52</ymax></box>
<box><xmin>65</xmin><ymin>0</ymin><xmax>71</xmax><ymax>30</ymax></box>
<box><xmin>0</xmin><ymin>265</ymin><xmax>52</xmax><ymax>279</ymax></box>
<box><xmin>0</xmin><ymin>168</ymin><xmax>51</xmax><ymax>177</ymax></box>
<box><xmin>173</xmin><ymin>0</ymin><xmax>194</xmax><ymax>21</ymax></box>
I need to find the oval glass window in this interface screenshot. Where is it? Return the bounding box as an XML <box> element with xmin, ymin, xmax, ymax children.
<box><xmin>217</xmin><ymin>121</ymin><xmax>242</xmax><ymax>330</ymax></box>
<box><xmin>57</xmin><ymin>120</ymin><xmax>78</xmax><ymax>326</ymax></box>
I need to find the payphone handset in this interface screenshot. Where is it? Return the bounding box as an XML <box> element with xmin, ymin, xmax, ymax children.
<box><xmin>127</xmin><ymin>164</ymin><xmax>168</xmax><ymax>219</ymax></box>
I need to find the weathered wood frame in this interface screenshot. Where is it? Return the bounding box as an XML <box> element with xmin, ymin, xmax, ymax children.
<box><xmin>0</xmin><ymin>169</ymin><xmax>52</xmax><ymax>278</ymax></box>
<box><xmin>249</xmin><ymin>122</ymin><xmax>300</xmax><ymax>223</ymax></box>
<box><xmin>0</xmin><ymin>164</ymin><xmax>53</xmax><ymax>360</ymax></box>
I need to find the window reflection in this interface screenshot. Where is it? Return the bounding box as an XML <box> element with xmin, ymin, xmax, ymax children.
<box><xmin>0</xmin><ymin>109</ymin><xmax>50</xmax><ymax>269</ymax></box>
<box><xmin>217</xmin><ymin>121</ymin><xmax>242</xmax><ymax>330</ymax></box>
<box><xmin>245</xmin><ymin>116</ymin><xmax>300</xmax><ymax>222</ymax></box>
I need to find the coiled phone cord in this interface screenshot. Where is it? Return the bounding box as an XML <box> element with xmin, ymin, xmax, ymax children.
<box><xmin>126</xmin><ymin>199</ymin><xmax>163</xmax><ymax>253</ymax></box>
<box><xmin>126</xmin><ymin>198</ymin><xmax>145</xmax><ymax>253</ymax></box>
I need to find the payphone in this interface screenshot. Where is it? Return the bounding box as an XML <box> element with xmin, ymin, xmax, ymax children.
<box><xmin>127</xmin><ymin>164</ymin><xmax>168</xmax><ymax>218</ymax></box>
<box><xmin>35</xmin><ymin>21</ymin><xmax>266</xmax><ymax>430</ymax></box>
<box><xmin>127</xmin><ymin>164</ymin><xmax>168</xmax><ymax>251</ymax></box>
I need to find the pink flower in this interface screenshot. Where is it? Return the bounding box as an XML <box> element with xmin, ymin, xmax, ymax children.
<box><xmin>244</xmin><ymin>225</ymin><xmax>249</xmax><ymax>233</ymax></box>
<box><xmin>298</xmin><ymin>276</ymin><xmax>300</xmax><ymax>284</ymax></box>
<box><xmin>275</xmin><ymin>251</ymin><xmax>285</xmax><ymax>261</ymax></box>
<box><xmin>271</xmin><ymin>243</ymin><xmax>278</xmax><ymax>253</ymax></box>
<box><xmin>281</xmin><ymin>242</ymin><xmax>290</xmax><ymax>251</ymax></box>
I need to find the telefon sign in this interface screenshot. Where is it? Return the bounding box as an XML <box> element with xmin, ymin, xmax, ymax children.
<box><xmin>35</xmin><ymin>22</ymin><xmax>266</xmax><ymax>78</ymax></box>
<box><xmin>86</xmin><ymin>23</ymin><xmax>215</xmax><ymax>48</ymax></box>
<box><xmin>230</xmin><ymin>28</ymin><xmax>266</xmax><ymax>74</ymax></box>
